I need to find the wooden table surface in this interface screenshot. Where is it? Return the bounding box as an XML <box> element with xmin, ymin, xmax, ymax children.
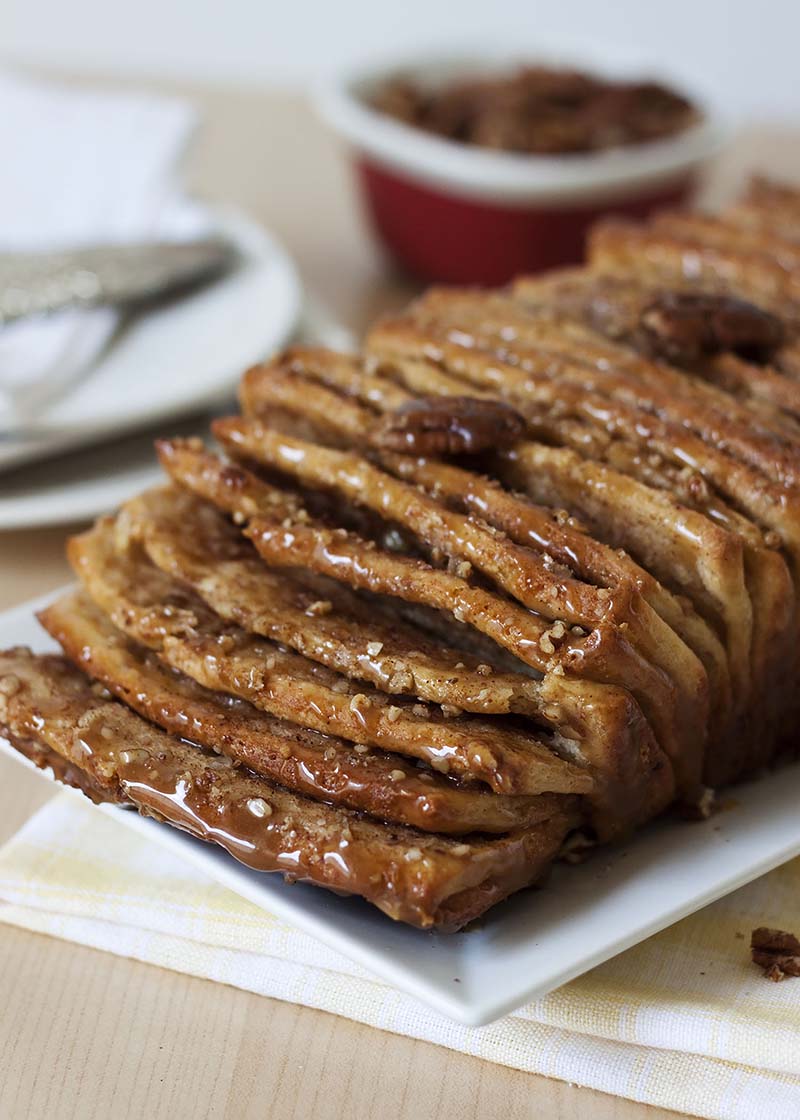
<box><xmin>3</xmin><ymin>75</ymin><xmax>800</xmax><ymax>1120</ymax></box>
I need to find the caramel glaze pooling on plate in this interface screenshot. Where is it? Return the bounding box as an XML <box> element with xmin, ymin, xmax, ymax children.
<box><xmin>0</xmin><ymin>649</ymin><xmax>580</xmax><ymax>930</ymax></box>
<box><xmin>1</xmin><ymin>725</ymin><xmax>122</xmax><ymax>806</ymax></box>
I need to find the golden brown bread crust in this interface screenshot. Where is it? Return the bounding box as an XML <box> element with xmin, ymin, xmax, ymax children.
<box><xmin>587</xmin><ymin>219</ymin><xmax>800</xmax><ymax>323</ymax></box>
<box><xmin>370</xmin><ymin>308</ymin><xmax>800</xmax><ymax>503</ymax></box>
<box><xmin>507</xmin><ymin>269</ymin><xmax>800</xmax><ymax>425</ymax></box>
<box><xmin>241</xmin><ymin>351</ymin><xmax>730</xmax><ymax>729</ymax></box>
<box><xmin>508</xmin><ymin>222</ymin><xmax>800</xmax><ymax>772</ymax></box>
<box><xmin>156</xmin><ymin>436</ymin><xmax>674</xmax><ymax>838</ymax></box>
<box><xmin>366</xmin><ymin>288</ymin><xmax>800</xmax><ymax>783</ymax></box>
<box><xmin>0</xmin><ymin>648</ymin><xmax>579</xmax><ymax>930</ymax></box>
<box><xmin>69</xmin><ymin>512</ymin><xmax>584</xmax><ymax>799</ymax></box>
<box><xmin>110</xmin><ymin>487</ymin><xmax>540</xmax><ymax>719</ymax></box>
<box><xmin>1</xmin><ymin>721</ymin><xmax>123</xmax><ymax>806</ymax></box>
<box><xmin>224</xmin><ymin>365</ymin><xmax>708</xmax><ymax>794</ymax></box>
<box><xmin>212</xmin><ymin>416</ymin><xmax>695</xmax><ymax>790</ymax></box>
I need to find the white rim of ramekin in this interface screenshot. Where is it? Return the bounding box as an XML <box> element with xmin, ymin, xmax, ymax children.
<box><xmin>314</xmin><ymin>45</ymin><xmax>731</xmax><ymax>207</ymax></box>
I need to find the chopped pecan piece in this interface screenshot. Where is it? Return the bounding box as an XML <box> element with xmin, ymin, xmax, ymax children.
<box><xmin>640</xmin><ymin>292</ymin><xmax>785</xmax><ymax>365</ymax></box>
<box><xmin>751</xmin><ymin>927</ymin><xmax>800</xmax><ymax>980</ymax></box>
<box><xmin>372</xmin><ymin>396</ymin><xmax>526</xmax><ymax>456</ymax></box>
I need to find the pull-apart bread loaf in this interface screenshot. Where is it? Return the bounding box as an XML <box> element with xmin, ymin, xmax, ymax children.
<box><xmin>4</xmin><ymin>177</ymin><xmax>800</xmax><ymax>928</ymax></box>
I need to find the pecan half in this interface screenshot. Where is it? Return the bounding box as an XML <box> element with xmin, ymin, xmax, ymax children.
<box><xmin>751</xmin><ymin>926</ymin><xmax>800</xmax><ymax>980</ymax></box>
<box><xmin>640</xmin><ymin>292</ymin><xmax>785</xmax><ymax>365</ymax></box>
<box><xmin>372</xmin><ymin>396</ymin><xmax>526</xmax><ymax>456</ymax></box>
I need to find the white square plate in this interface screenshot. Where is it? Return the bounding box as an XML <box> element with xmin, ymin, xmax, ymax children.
<box><xmin>3</xmin><ymin>590</ymin><xmax>800</xmax><ymax>1025</ymax></box>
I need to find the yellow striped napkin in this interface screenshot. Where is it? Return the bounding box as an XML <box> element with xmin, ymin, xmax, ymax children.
<box><xmin>1</xmin><ymin>791</ymin><xmax>799</xmax><ymax>1120</ymax></box>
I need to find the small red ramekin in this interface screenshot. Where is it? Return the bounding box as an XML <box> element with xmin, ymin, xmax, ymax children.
<box><xmin>316</xmin><ymin>49</ymin><xmax>727</xmax><ymax>286</ymax></box>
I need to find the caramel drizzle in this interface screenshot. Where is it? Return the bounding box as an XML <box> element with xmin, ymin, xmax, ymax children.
<box><xmin>156</xmin><ymin>439</ymin><xmax>678</xmax><ymax>834</ymax></box>
<box><xmin>370</xmin><ymin>315</ymin><xmax>800</xmax><ymax>502</ymax></box>
<box><xmin>234</xmin><ymin>355</ymin><xmax>724</xmax><ymax>698</ymax></box>
<box><xmin>409</xmin><ymin>285</ymin><xmax>800</xmax><ymax>449</ymax></box>
<box><xmin>42</xmin><ymin>589</ymin><xmax>581</xmax><ymax>831</ymax></box>
<box><xmin>121</xmin><ymin>468</ymin><xmax>546</xmax><ymax>719</ymax></box>
<box><xmin>209</xmin><ymin>414</ymin><xmax>698</xmax><ymax>786</ymax></box>
<box><xmin>71</xmin><ymin>518</ymin><xmax>587</xmax><ymax>797</ymax></box>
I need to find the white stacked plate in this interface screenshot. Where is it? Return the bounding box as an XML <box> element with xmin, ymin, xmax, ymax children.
<box><xmin>0</xmin><ymin>205</ymin><xmax>302</xmax><ymax>530</ymax></box>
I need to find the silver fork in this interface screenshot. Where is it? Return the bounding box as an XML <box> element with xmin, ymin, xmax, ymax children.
<box><xmin>0</xmin><ymin>237</ymin><xmax>236</xmax><ymax>434</ymax></box>
<box><xmin>0</xmin><ymin>237</ymin><xmax>235</xmax><ymax>325</ymax></box>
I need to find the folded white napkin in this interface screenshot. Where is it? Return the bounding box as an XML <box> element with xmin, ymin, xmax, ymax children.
<box><xmin>0</xmin><ymin>70</ymin><xmax>196</xmax><ymax>422</ymax></box>
<box><xmin>2</xmin><ymin>792</ymin><xmax>800</xmax><ymax>1120</ymax></box>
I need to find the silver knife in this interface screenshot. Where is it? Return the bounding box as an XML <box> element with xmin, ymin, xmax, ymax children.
<box><xmin>0</xmin><ymin>236</ymin><xmax>236</xmax><ymax>324</ymax></box>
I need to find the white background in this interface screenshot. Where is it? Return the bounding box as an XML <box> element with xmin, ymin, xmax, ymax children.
<box><xmin>3</xmin><ymin>0</ymin><xmax>800</xmax><ymax>121</ymax></box>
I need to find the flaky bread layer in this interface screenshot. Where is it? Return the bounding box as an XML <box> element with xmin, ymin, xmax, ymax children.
<box><xmin>41</xmin><ymin>590</ymin><xmax>575</xmax><ymax>834</ymax></box>
<box><xmin>155</xmin><ymin>438</ymin><xmax>674</xmax><ymax>835</ymax></box>
<box><xmin>69</xmin><ymin>514</ymin><xmax>586</xmax><ymax>798</ymax></box>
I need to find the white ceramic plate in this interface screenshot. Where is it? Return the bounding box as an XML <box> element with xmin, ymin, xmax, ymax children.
<box><xmin>0</xmin><ymin>408</ymin><xmax>230</xmax><ymax>531</ymax></box>
<box><xmin>3</xmin><ymin>590</ymin><xmax>800</xmax><ymax>1026</ymax></box>
<box><xmin>0</xmin><ymin>205</ymin><xmax>301</xmax><ymax>475</ymax></box>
